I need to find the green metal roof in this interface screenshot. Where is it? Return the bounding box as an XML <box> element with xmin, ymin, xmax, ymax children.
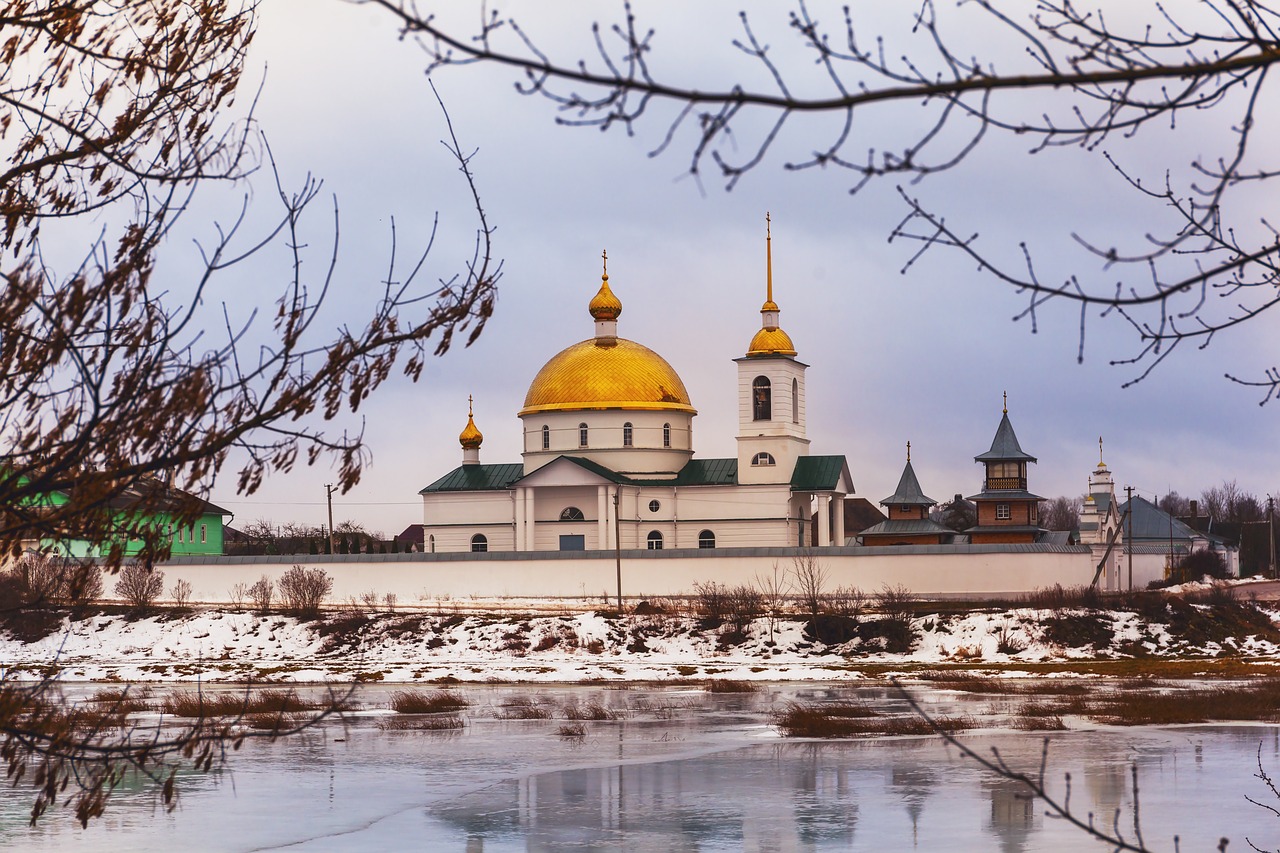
<box><xmin>974</xmin><ymin>412</ymin><xmax>1037</xmax><ymax>463</ymax></box>
<box><xmin>881</xmin><ymin>459</ymin><xmax>935</xmax><ymax>507</ymax></box>
<box><xmin>419</xmin><ymin>463</ymin><xmax>524</xmax><ymax>493</ymax></box>
<box><xmin>790</xmin><ymin>455</ymin><xmax>850</xmax><ymax>492</ymax></box>
<box><xmin>669</xmin><ymin>457</ymin><xmax>739</xmax><ymax>486</ymax></box>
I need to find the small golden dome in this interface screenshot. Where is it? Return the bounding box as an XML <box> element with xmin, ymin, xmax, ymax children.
<box><xmin>747</xmin><ymin>327</ymin><xmax>797</xmax><ymax>357</ymax></box>
<box><xmin>589</xmin><ymin>253</ymin><xmax>622</xmax><ymax>321</ymax></box>
<box><xmin>521</xmin><ymin>337</ymin><xmax>696</xmax><ymax>416</ymax></box>
<box><xmin>760</xmin><ymin>299</ymin><xmax>779</xmax><ymax>313</ymax></box>
<box><xmin>459</xmin><ymin>397</ymin><xmax>483</xmax><ymax>449</ymax></box>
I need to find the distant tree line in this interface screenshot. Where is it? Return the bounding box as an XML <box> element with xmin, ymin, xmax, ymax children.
<box><xmin>228</xmin><ymin>519</ymin><xmax>412</xmax><ymax>556</ymax></box>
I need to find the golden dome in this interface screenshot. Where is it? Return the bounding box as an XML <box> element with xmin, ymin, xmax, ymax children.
<box><xmin>459</xmin><ymin>397</ymin><xmax>483</xmax><ymax>449</ymax></box>
<box><xmin>520</xmin><ymin>337</ymin><xmax>696</xmax><ymax>415</ymax></box>
<box><xmin>589</xmin><ymin>273</ymin><xmax>622</xmax><ymax>321</ymax></box>
<box><xmin>747</xmin><ymin>327</ymin><xmax>797</xmax><ymax>357</ymax></box>
<box><xmin>760</xmin><ymin>299</ymin><xmax>779</xmax><ymax>313</ymax></box>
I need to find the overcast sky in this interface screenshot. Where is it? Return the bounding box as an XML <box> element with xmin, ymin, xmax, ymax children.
<box><xmin>180</xmin><ymin>2</ymin><xmax>1279</xmax><ymax>535</ymax></box>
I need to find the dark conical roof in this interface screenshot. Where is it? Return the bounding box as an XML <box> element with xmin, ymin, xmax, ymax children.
<box><xmin>974</xmin><ymin>412</ymin><xmax>1037</xmax><ymax>463</ymax></box>
<box><xmin>881</xmin><ymin>460</ymin><xmax>936</xmax><ymax>507</ymax></box>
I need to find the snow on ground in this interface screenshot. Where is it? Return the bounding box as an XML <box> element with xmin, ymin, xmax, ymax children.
<box><xmin>4</xmin><ymin>594</ymin><xmax>1280</xmax><ymax>683</ymax></box>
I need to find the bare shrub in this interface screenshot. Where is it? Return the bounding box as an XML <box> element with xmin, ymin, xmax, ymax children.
<box><xmin>170</xmin><ymin>579</ymin><xmax>193</xmax><ymax>608</ymax></box>
<box><xmin>726</xmin><ymin>584</ymin><xmax>763</xmax><ymax>633</ymax></box>
<box><xmin>361</xmin><ymin>590</ymin><xmax>380</xmax><ymax>611</ymax></box>
<box><xmin>248</xmin><ymin>575</ymin><xmax>274</xmax><ymax>613</ymax></box>
<box><xmin>692</xmin><ymin>580</ymin><xmax>728</xmax><ymax>625</ymax></box>
<box><xmin>383</xmin><ymin>592</ymin><xmax>397</xmax><ymax>612</ymax></box>
<box><xmin>277</xmin><ymin>566</ymin><xmax>332</xmax><ymax>619</ymax></box>
<box><xmin>10</xmin><ymin>556</ymin><xmax>103</xmax><ymax>607</ymax></box>
<box><xmin>754</xmin><ymin>563</ymin><xmax>791</xmax><ymax>644</ymax></box>
<box><xmin>561</xmin><ymin>700</ymin><xmax>626</xmax><ymax>720</ymax></box>
<box><xmin>556</xmin><ymin>723</ymin><xmax>586</xmax><ymax>738</ymax></box>
<box><xmin>228</xmin><ymin>582</ymin><xmax>249</xmax><ymax>611</ymax></box>
<box><xmin>1173</xmin><ymin>549</ymin><xmax>1231</xmax><ymax>583</ymax></box>
<box><xmin>995</xmin><ymin>624</ymin><xmax>1027</xmax><ymax>655</ymax></box>
<box><xmin>827</xmin><ymin>585</ymin><xmax>867</xmax><ymax>620</ymax></box>
<box><xmin>792</xmin><ymin>552</ymin><xmax>827</xmax><ymax>616</ymax></box>
<box><xmin>875</xmin><ymin>584</ymin><xmax>916</xmax><ymax>624</ymax></box>
<box><xmin>114</xmin><ymin>565</ymin><xmax>164</xmax><ymax>609</ymax></box>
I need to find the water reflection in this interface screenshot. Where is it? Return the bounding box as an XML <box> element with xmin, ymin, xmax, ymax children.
<box><xmin>434</xmin><ymin>742</ymin><xmax>859</xmax><ymax>852</ymax></box>
<box><xmin>2</xmin><ymin>684</ymin><xmax>1276</xmax><ymax>852</ymax></box>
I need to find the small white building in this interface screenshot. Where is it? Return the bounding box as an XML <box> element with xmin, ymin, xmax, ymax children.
<box><xmin>419</xmin><ymin>227</ymin><xmax>854</xmax><ymax>554</ymax></box>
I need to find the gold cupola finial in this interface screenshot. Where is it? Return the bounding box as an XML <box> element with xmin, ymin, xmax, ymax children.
<box><xmin>1097</xmin><ymin>435</ymin><xmax>1107</xmax><ymax>469</ymax></box>
<box><xmin>1003</xmin><ymin>391</ymin><xmax>1008</xmax><ymax>415</ymax></box>
<box><xmin>746</xmin><ymin>213</ymin><xmax>797</xmax><ymax>357</ymax></box>
<box><xmin>459</xmin><ymin>394</ymin><xmax>483</xmax><ymax>450</ymax></box>
<box><xmin>762</xmin><ymin>212</ymin><xmax>778</xmax><ymax>314</ymax></box>
<box><xmin>589</xmin><ymin>249</ymin><xmax>622</xmax><ymax>322</ymax></box>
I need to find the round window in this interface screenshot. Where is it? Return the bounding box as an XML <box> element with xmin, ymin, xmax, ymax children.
<box><xmin>648</xmin><ymin>499</ymin><xmax>661</xmax><ymax>513</ymax></box>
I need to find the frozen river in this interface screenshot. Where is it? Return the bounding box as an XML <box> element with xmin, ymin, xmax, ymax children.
<box><xmin>3</xmin><ymin>683</ymin><xmax>1277</xmax><ymax>851</ymax></box>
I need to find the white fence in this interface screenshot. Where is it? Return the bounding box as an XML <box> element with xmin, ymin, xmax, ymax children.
<box><xmin>153</xmin><ymin>545</ymin><xmax>1096</xmax><ymax>607</ymax></box>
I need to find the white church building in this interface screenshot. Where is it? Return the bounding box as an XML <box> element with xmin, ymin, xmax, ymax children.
<box><xmin>419</xmin><ymin>224</ymin><xmax>854</xmax><ymax>554</ymax></box>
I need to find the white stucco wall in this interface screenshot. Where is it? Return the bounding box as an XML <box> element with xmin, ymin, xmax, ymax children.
<box><xmin>155</xmin><ymin>546</ymin><xmax>1096</xmax><ymax>607</ymax></box>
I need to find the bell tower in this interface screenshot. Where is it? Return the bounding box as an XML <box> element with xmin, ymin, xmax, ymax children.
<box><xmin>735</xmin><ymin>214</ymin><xmax>810</xmax><ymax>485</ymax></box>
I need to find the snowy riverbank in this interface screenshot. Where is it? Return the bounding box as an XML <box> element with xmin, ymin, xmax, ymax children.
<box><xmin>5</xmin><ymin>590</ymin><xmax>1280</xmax><ymax>682</ymax></box>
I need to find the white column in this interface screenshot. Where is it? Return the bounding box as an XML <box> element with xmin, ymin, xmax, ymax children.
<box><xmin>524</xmin><ymin>489</ymin><xmax>536</xmax><ymax>551</ymax></box>
<box><xmin>816</xmin><ymin>494</ymin><xmax>830</xmax><ymax>547</ymax></box>
<box><xmin>597</xmin><ymin>486</ymin><xmax>609</xmax><ymax>550</ymax></box>
<box><xmin>514</xmin><ymin>489</ymin><xmax>526</xmax><ymax>552</ymax></box>
<box><xmin>833</xmin><ymin>494</ymin><xmax>845</xmax><ymax>546</ymax></box>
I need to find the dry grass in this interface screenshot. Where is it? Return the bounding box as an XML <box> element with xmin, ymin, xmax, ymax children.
<box><xmin>773</xmin><ymin>702</ymin><xmax>974</xmax><ymax>738</ymax></box>
<box><xmin>379</xmin><ymin>715</ymin><xmax>464</xmax><ymax>732</ymax></box>
<box><xmin>556</xmin><ymin>723</ymin><xmax>587</xmax><ymax>738</ymax></box>
<box><xmin>561</xmin><ymin>700</ymin><xmax>626</xmax><ymax>721</ymax></box>
<box><xmin>498</xmin><ymin>696</ymin><xmax>552</xmax><ymax>720</ymax></box>
<box><xmin>705</xmin><ymin>679</ymin><xmax>759</xmax><ymax>694</ymax></box>
<box><xmin>87</xmin><ymin>686</ymin><xmax>152</xmax><ymax>713</ymax></box>
<box><xmin>926</xmin><ymin>674</ymin><xmax>1090</xmax><ymax>696</ymax></box>
<box><xmin>389</xmin><ymin>689</ymin><xmax>469</xmax><ymax>714</ymax></box>
<box><xmin>161</xmin><ymin>688</ymin><xmax>319</xmax><ymax>718</ymax></box>
<box><xmin>1088</xmin><ymin>680</ymin><xmax>1280</xmax><ymax>725</ymax></box>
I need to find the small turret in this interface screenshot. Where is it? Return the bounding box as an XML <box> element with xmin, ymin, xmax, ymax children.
<box><xmin>459</xmin><ymin>395</ymin><xmax>483</xmax><ymax>465</ymax></box>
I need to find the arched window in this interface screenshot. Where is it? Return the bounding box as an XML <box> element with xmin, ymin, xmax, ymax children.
<box><xmin>470</xmin><ymin>534</ymin><xmax>488</xmax><ymax>552</ymax></box>
<box><xmin>752</xmin><ymin>451</ymin><xmax>776</xmax><ymax>466</ymax></box>
<box><xmin>429</xmin><ymin>534</ymin><xmax>435</xmax><ymax>553</ymax></box>
<box><xmin>560</xmin><ymin>506</ymin><xmax>585</xmax><ymax>521</ymax></box>
<box><xmin>698</xmin><ymin>530</ymin><xmax>716</xmax><ymax>549</ymax></box>
<box><xmin>663</xmin><ymin>422</ymin><xmax>671</xmax><ymax>448</ymax></box>
<box><xmin>646</xmin><ymin>530</ymin><xmax>664</xmax><ymax>550</ymax></box>
<box><xmin>623</xmin><ymin>422</ymin><xmax>633</xmax><ymax>447</ymax></box>
<box><xmin>578</xmin><ymin>422</ymin><xmax>589</xmax><ymax>448</ymax></box>
<box><xmin>541</xmin><ymin>424</ymin><xmax>550</xmax><ymax>450</ymax></box>
<box><xmin>752</xmin><ymin>376</ymin><xmax>772</xmax><ymax>421</ymax></box>
<box><xmin>792</xmin><ymin>378</ymin><xmax>799</xmax><ymax>423</ymax></box>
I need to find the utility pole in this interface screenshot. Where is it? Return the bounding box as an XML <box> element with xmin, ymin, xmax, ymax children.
<box><xmin>1125</xmin><ymin>485</ymin><xmax>1134</xmax><ymax>591</ymax></box>
<box><xmin>1269</xmin><ymin>495</ymin><xmax>1277</xmax><ymax>579</ymax></box>
<box><xmin>614</xmin><ymin>487</ymin><xmax>622</xmax><ymax>612</ymax></box>
<box><xmin>325</xmin><ymin>484</ymin><xmax>336</xmax><ymax>553</ymax></box>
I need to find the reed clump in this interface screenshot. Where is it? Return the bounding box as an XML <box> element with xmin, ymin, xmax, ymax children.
<box><xmin>773</xmin><ymin>702</ymin><xmax>973</xmax><ymax>738</ymax></box>
<box><xmin>389</xmin><ymin>689</ymin><xmax>469</xmax><ymax>714</ymax></box>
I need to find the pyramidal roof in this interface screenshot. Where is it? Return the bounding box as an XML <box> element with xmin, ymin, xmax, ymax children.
<box><xmin>974</xmin><ymin>412</ymin><xmax>1037</xmax><ymax>463</ymax></box>
<box><xmin>881</xmin><ymin>459</ymin><xmax>936</xmax><ymax>507</ymax></box>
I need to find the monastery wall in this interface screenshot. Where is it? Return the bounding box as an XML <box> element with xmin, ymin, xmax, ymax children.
<box><xmin>156</xmin><ymin>546</ymin><xmax>1097</xmax><ymax>607</ymax></box>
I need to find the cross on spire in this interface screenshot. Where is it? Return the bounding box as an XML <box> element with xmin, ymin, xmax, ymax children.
<box><xmin>907</xmin><ymin>440</ymin><xmax>911</xmax><ymax>462</ymax></box>
<box><xmin>1003</xmin><ymin>391</ymin><xmax>1008</xmax><ymax>414</ymax></box>
<box><xmin>602</xmin><ymin>249</ymin><xmax>608</xmax><ymax>278</ymax></box>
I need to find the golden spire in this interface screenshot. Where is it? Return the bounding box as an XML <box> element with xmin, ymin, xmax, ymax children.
<box><xmin>761</xmin><ymin>212</ymin><xmax>779</xmax><ymax>314</ymax></box>
<box><xmin>1097</xmin><ymin>435</ymin><xmax>1107</xmax><ymax>468</ymax></box>
<box><xmin>746</xmin><ymin>213</ymin><xmax>796</xmax><ymax>357</ymax></box>
<box><xmin>906</xmin><ymin>440</ymin><xmax>911</xmax><ymax>463</ymax></box>
<box><xmin>589</xmin><ymin>249</ymin><xmax>622</xmax><ymax>321</ymax></box>
<box><xmin>1003</xmin><ymin>391</ymin><xmax>1008</xmax><ymax>415</ymax></box>
<box><xmin>459</xmin><ymin>394</ymin><xmax>483</xmax><ymax>449</ymax></box>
